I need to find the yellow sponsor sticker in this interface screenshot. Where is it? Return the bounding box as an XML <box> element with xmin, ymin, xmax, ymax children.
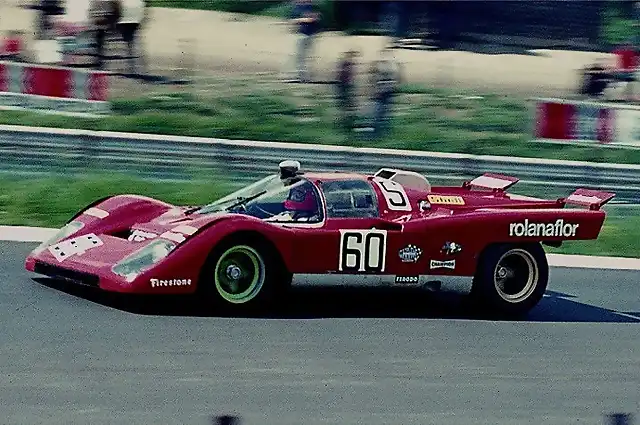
<box><xmin>427</xmin><ymin>195</ymin><xmax>466</xmax><ymax>205</ymax></box>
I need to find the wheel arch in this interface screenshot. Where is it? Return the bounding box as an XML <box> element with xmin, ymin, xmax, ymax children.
<box><xmin>475</xmin><ymin>241</ymin><xmax>547</xmax><ymax>269</ymax></box>
<box><xmin>194</xmin><ymin>229</ymin><xmax>294</xmax><ymax>311</ymax></box>
<box><xmin>199</xmin><ymin>229</ymin><xmax>292</xmax><ymax>286</ymax></box>
<box><xmin>469</xmin><ymin>240</ymin><xmax>548</xmax><ymax>285</ymax></box>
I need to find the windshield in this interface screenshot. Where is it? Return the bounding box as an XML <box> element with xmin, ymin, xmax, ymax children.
<box><xmin>196</xmin><ymin>175</ymin><xmax>323</xmax><ymax>223</ymax></box>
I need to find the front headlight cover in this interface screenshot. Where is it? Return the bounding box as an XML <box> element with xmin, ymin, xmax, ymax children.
<box><xmin>111</xmin><ymin>239</ymin><xmax>177</xmax><ymax>282</ymax></box>
<box><xmin>33</xmin><ymin>221</ymin><xmax>85</xmax><ymax>254</ymax></box>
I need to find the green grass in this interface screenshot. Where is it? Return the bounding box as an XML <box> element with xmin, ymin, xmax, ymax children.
<box><xmin>3</xmin><ymin>80</ymin><xmax>640</xmax><ymax>164</ymax></box>
<box><xmin>0</xmin><ymin>174</ymin><xmax>230</xmax><ymax>228</ymax></box>
<box><xmin>545</xmin><ymin>214</ymin><xmax>640</xmax><ymax>258</ymax></box>
<box><xmin>147</xmin><ymin>0</ymin><xmax>287</xmax><ymax>14</ymax></box>
<box><xmin>0</xmin><ymin>174</ymin><xmax>638</xmax><ymax>258</ymax></box>
<box><xmin>146</xmin><ymin>0</ymin><xmax>332</xmax><ymax>23</ymax></box>
<box><xmin>145</xmin><ymin>0</ymin><xmax>347</xmax><ymax>31</ymax></box>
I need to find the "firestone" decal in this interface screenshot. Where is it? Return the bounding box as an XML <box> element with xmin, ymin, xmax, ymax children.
<box><xmin>150</xmin><ymin>278</ymin><xmax>192</xmax><ymax>288</ymax></box>
<box><xmin>509</xmin><ymin>219</ymin><xmax>579</xmax><ymax>238</ymax></box>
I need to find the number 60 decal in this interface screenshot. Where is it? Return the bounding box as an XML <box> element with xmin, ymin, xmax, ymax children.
<box><xmin>339</xmin><ymin>229</ymin><xmax>387</xmax><ymax>272</ymax></box>
<box><xmin>373</xmin><ymin>177</ymin><xmax>412</xmax><ymax>211</ymax></box>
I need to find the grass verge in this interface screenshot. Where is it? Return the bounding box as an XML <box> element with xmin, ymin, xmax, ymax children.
<box><xmin>146</xmin><ymin>0</ymin><xmax>323</xmax><ymax>21</ymax></box>
<box><xmin>0</xmin><ymin>174</ymin><xmax>637</xmax><ymax>258</ymax></box>
<box><xmin>148</xmin><ymin>0</ymin><xmax>286</xmax><ymax>14</ymax></box>
<box><xmin>2</xmin><ymin>79</ymin><xmax>640</xmax><ymax>164</ymax></box>
<box><xmin>0</xmin><ymin>174</ymin><xmax>229</xmax><ymax>228</ymax></box>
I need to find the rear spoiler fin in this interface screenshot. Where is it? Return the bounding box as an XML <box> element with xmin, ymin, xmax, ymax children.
<box><xmin>463</xmin><ymin>173</ymin><xmax>519</xmax><ymax>192</ymax></box>
<box><xmin>563</xmin><ymin>189</ymin><xmax>615</xmax><ymax>210</ymax></box>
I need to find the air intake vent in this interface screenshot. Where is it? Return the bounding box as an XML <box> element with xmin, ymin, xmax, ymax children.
<box><xmin>34</xmin><ymin>261</ymin><xmax>100</xmax><ymax>287</ymax></box>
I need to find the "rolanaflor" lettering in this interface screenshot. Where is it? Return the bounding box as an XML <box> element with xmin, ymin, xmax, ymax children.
<box><xmin>509</xmin><ymin>219</ymin><xmax>579</xmax><ymax>238</ymax></box>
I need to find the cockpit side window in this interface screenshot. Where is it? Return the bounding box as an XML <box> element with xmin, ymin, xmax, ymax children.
<box><xmin>257</xmin><ymin>179</ymin><xmax>324</xmax><ymax>223</ymax></box>
<box><xmin>320</xmin><ymin>180</ymin><xmax>380</xmax><ymax>218</ymax></box>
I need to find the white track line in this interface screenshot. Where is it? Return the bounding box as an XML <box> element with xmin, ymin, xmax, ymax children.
<box><xmin>1</xmin><ymin>226</ymin><xmax>639</xmax><ymax>270</ymax></box>
<box><xmin>546</xmin><ymin>254</ymin><xmax>640</xmax><ymax>270</ymax></box>
<box><xmin>0</xmin><ymin>226</ymin><xmax>57</xmax><ymax>242</ymax></box>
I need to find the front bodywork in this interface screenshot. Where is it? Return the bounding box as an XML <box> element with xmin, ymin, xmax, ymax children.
<box><xmin>25</xmin><ymin>194</ymin><xmax>298</xmax><ymax>294</ymax></box>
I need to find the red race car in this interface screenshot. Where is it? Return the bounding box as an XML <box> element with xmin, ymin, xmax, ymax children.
<box><xmin>25</xmin><ymin>160</ymin><xmax>614</xmax><ymax>316</ymax></box>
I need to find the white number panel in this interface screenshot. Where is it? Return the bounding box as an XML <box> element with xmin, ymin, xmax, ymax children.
<box><xmin>338</xmin><ymin>229</ymin><xmax>387</xmax><ymax>272</ymax></box>
<box><xmin>48</xmin><ymin>233</ymin><xmax>103</xmax><ymax>262</ymax></box>
<box><xmin>373</xmin><ymin>177</ymin><xmax>412</xmax><ymax>211</ymax></box>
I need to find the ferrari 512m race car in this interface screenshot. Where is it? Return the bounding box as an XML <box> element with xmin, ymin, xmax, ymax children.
<box><xmin>25</xmin><ymin>160</ymin><xmax>614</xmax><ymax>316</ymax></box>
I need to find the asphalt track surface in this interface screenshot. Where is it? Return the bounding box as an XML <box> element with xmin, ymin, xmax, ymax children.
<box><xmin>2</xmin><ymin>241</ymin><xmax>639</xmax><ymax>425</ymax></box>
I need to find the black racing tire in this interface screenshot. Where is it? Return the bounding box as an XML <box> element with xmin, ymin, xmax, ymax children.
<box><xmin>470</xmin><ymin>243</ymin><xmax>549</xmax><ymax>317</ymax></box>
<box><xmin>198</xmin><ymin>235</ymin><xmax>291</xmax><ymax>315</ymax></box>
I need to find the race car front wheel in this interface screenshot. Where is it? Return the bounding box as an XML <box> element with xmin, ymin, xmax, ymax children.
<box><xmin>470</xmin><ymin>243</ymin><xmax>549</xmax><ymax>316</ymax></box>
<box><xmin>214</xmin><ymin>245</ymin><xmax>267</xmax><ymax>305</ymax></box>
<box><xmin>200</xmin><ymin>235</ymin><xmax>290</xmax><ymax>314</ymax></box>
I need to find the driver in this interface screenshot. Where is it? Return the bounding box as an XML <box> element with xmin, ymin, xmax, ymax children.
<box><xmin>283</xmin><ymin>182</ymin><xmax>319</xmax><ymax>221</ymax></box>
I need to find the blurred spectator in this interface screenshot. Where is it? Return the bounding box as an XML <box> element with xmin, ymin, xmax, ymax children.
<box><xmin>367</xmin><ymin>46</ymin><xmax>402</xmax><ymax>137</ymax></box>
<box><xmin>335</xmin><ymin>49</ymin><xmax>359</xmax><ymax>132</ymax></box>
<box><xmin>90</xmin><ymin>0</ymin><xmax>121</xmax><ymax>69</ymax></box>
<box><xmin>578</xmin><ymin>42</ymin><xmax>639</xmax><ymax>101</ymax></box>
<box><xmin>579</xmin><ymin>60</ymin><xmax>609</xmax><ymax>98</ymax></box>
<box><xmin>430</xmin><ymin>0</ymin><xmax>459</xmax><ymax>49</ymax></box>
<box><xmin>610</xmin><ymin>41</ymin><xmax>638</xmax><ymax>101</ymax></box>
<box><xmin>35</xmin><ymin>0</ymin><xmax>63</xmax><ymax>40</ymax></box>
<box><xmin>382</xmin><ymin>1</ymin><xmax>407</xmax><ymax>48</ymax></box>
<box><xmin>289</xmin><ymin>0</ymin><xmax>321</xmax><ymax>82</ymax></box>
<box><xmin>55</xmin><ymin>0</ymin><xmax>93</xmax><ymax>65</ymax></box>
<box><xmin>116</xmin><ymin>0</ymin><xmax>147</xmax><ymax>74</ymax></box>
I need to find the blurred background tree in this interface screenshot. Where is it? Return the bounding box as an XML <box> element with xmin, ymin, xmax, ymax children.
<box><xmin>601</xmin><ymin>1</ymin><xmax>638</xmax><ymax>46</ymax></box>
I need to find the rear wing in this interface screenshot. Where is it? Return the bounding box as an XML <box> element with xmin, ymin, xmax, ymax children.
<box><xmin>463</xmin><ymin>173</ymin><xmax>520</xmax><ymax>193</ymax></box>
<box><xmin>563</xmin><ymin>188</ymin><xmax>615</xmax><ymax>210</ymax></box>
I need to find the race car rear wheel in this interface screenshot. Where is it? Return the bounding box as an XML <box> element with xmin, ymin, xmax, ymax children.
<box><xmin>470</xmin><ymin>243</ymin><xmax>548</xmax><ymax>316</ymax></box>
<box><xmin>200</xmin><ymin>236</ymin><xmax>290</xmax><ymax>314</ymax></box>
